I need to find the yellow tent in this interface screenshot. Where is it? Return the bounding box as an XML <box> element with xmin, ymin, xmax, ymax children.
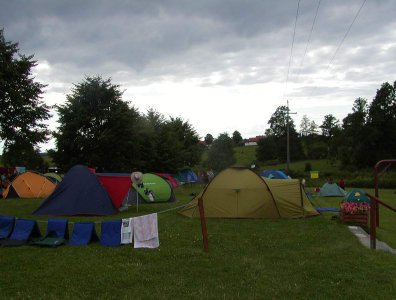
<box><xmin>2</xmin><ymin>171</ymin><xmax>56</xmax><ymax>199</ymax></box>
<box><xmin>179</xmin><ymin>166</ymin><xmax>318</xmax><ymax>219</ymax></box>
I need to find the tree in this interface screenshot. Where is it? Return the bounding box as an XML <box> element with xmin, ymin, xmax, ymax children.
<box><xmin>0</xmin><ymin>29</ymin><xmax>50</xmax><ymax>168</ymax></box>
<box><xmin>339</xmin><ymin>98</ymin><xmax>369</xmax><ymax>167</ymax></box>
<box><xmin>51</xmin><ymin>76</ymin><xmax>142</xmax><ymax>171</ymax></box>
<box><xmin>299</xmin><ymin>115</ymin><xmax>311</xmax><ymax>137</ymax></box>
<box><xmin>138</xmin><ymin>109</ymin><xmax>201</xmax><ymax>173</ymax></box>
<box><xmin>265</xmin><ymin>105</ymin><xmax>290</xmax><ymax>137</ymax></box>
<box><xmin>256</xmin><ymin>136</ymin><xmax>277</xmax><ymax>162</ymax></box>
<box><xmin>319</xmin><ymin>114</ymin><xmax>341</xmax><ymax>163</ymax></box>
<box><xmin>320</xmin><ymin>114</ymin><xmax>340</xmax><ymax>138</ymax></box>
<box><xmin>309</xmin><ymin>121</ymin><xmax>319</xmax><ymax>135</ymax></box>
<box><xmin>207</xmin><ymin>133</ymin><xmax>235</xmax><ymax>172</ymax></box>
<box><xmin>232</xmin><ymin>130</ymin><xmax>243</xmax><ymax>146</ymax></box>
<box><xmin>261</xmin><ymin>106</ymin><xmax>304</xmax><ymax>162</ymax></box>
<box><xmin>204</xmin><ymin>133</ymin><xmax>214</xmax><ymax>145</ymax></box>
<box><xmin>363</xmin><ymin>81</ymin><xmax>396</xmax><ymax>166</ymax></box>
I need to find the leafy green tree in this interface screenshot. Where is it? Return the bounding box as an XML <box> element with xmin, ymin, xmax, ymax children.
<box><xmin>0</xmin><ymin>29</ymin><xmax>50</xmax><ymax>168</ymax></box>
<box><xmin>339</xmin><ymin>98</ymin><xmax>369</xmax><ymax>167</ymax></box>
<box><xmin>204</xmin><ymin>133</ymin><xmax>214</xmax><ymax>145</ymax></box>
<box><xmin>51</xmin><ymin>76</ymin><xmax>142</xmax><ymax>171</ymax></box>
<box><xmin>320</xmin><ymin>114</ymin><xmax>340</xmax><ymax>139</ymax></box>
<box><xmin>319</xmin><ymin>114</ymin><xmax>341</xmax><ymax>163</ymax></box>
<box><xmin>265</xmin><ymin>106</ymin><xmax>290</xmax><ymax>137</ymax></box>
<box><xmin>139</xmin><ymin>109</ymin><xmax>201</xmax><ymax>173</ymax></box>
<box><xmin>363</xmin><ymin>81</ymin><xmax>396</xmax><ymax>166</ymax></box>
<box><xmin>2</xmin><ymin>138</ymin><xmax>47</xmax><ymax>170</ymax></box>
<box><xmin>256</xmin><ymin>136</ymin><xmax>277</xmax><ymax>162</ymax></box>
<box><xmin>309</xmin><ymin>120</ymin><xmax>319</xmax><ymax>135</ymax></box>
<box><xmin>299</xmin><ymin>115</ymin><xmax>311</xmax><ymax>137</ymax></box>
<box><xmin>232</xmin><ymin>130</ymin><xmax>243</xmax><ymax>146</ymax></box>
<box><xmin>261</xmin><ymin>106</ymin><xmax>304</xmax><ymax>162</ymax></box>
<box><xmin>207</xmin><ymin>133</ymin><xmax>235</xmax><ymax>172</ymax></box>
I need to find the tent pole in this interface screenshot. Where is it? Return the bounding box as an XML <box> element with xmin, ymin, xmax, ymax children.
<box><xmin>136</xmin><ymin>189</ymin><xmax>139</xmax><ymax>213</ymax></box>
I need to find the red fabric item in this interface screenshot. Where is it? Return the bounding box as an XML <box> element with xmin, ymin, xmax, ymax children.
<box><xmin>97</xmin><ymin>175</ymin><xmax>132</xmax><ymax>208</ymax></box>
<box><xmin>88</xmin><ymin>167</ymin><xmax>96</xmax><ymax>173</ymax></box>
<box><xmin>155</xmin><ymin>173</ymin><xmax>180</xmax><ymax>188</ymax></box>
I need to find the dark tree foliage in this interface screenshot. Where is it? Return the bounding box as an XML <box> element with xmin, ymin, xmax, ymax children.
<box><xmin>364</xmin><ymin>81</ymin><xmax>396</xmax><ymax>166</ymax></box>
<box><xmin>204</xmin><ymin>133</ymin><xmax>214</xmax><ymax>145</ymax></box>
<box><xmin>256</xmin><ymin>136</ymin><xmax>277</xmax><ymax>161</ymax></box>
<box><xmin>339</xmin><ymin>98</ymin><xmax>369</xmax><ymax>167</ymax></box>
<box><xmin>51</xmin><ymin>76</ymin><xmax>142</xmax><ymax>171</ymax></box>
<box><xmin>320</xmin><ymin>114</ymin><xmax>340</xmax><ymax>139</ymax></box>
<box><xmin>232</xmin><ymin>130</ymin><xmax>243</xmax><ymax>146</ymax></box>
<box><xmin>0</xmin><ymin>29</ymin><xmax>50</xmax><ymax>168</ymax></box>
<box><xmin>2</xmin><ymin>138</ymin><xmax>47</xmax><ymax>171</ymax></box>
<box><xmin>207</xmin><ymin>133</ymin><xmax>235</xmax><ymax>172</ymax></box>
<box><xmin>258</xmin><ymin>106</ymin><xmax>304</xmax><ymax>162</ymax></box>
<box><xmin>138</xmin><ymin>109</ymin><xmax>201</xmax><ymax>173</ymax></box>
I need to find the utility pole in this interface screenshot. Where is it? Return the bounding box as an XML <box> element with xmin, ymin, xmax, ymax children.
<box><xmin>286</xmin><ymin>100</ymin><xmax>297</xmax><ymax>174</ymax></box>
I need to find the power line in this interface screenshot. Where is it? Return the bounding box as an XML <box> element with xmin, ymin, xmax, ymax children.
<box><xmin>283</xmin><ymin>0</ymin><xmax>301</xmax><ymax>101</ymax></box>
<box><xmin>296</xmin><ymin>0</ymin><xmax>322</xmax><ymax>78</ymax></box>
<box><xmin>307</xmin><ymin>0</ymin><xmax>367</xmax><ymax>98</ymax></box>
<box><xmin>327</xmin><ymin>0</ymin><xmax>367</xmax><ymax>68</ymax></box>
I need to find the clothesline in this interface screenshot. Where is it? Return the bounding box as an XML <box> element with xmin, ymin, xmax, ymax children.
<box><xmin>20</xmin><ymin>203</ymin><xmax>190</xmax><ymax>225</ymax></box>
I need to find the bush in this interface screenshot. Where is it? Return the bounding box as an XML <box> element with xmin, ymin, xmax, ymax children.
<box><xmin>304</xmin><ymin>162</ymin><xmax>312</xmax><ymax>172</ymax></box>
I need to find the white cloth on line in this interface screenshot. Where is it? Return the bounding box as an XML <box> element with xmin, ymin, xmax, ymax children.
<box><xmin>133</xmin><ymin>213</ymin><xmax>159</xmax><ymax>248</ymax></box>
<box><xmin>121</xmin><ymin>218</ymin><xmax>133</xmax><ymax>244</ymax></box>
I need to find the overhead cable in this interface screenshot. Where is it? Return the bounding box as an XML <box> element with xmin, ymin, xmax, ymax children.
<box><xmin>283</xmin><ymin>0</ymin><xmax>301</xmax><ymax>101</ymax></box>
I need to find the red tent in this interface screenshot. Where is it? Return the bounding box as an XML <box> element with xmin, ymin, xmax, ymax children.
<box><xmin>96</xmin><ymin>173</ymin><xmax>131</xmax><ymax>209</ymax></box>
<box><xmin>155</xmin><ymin>173</ymin><xmax>180</xmax><ymax>188</ymax></box>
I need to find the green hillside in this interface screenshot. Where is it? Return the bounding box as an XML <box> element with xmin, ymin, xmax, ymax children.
<box><xmin>201</xmin><ymin>145</ymin><xmax>396</xmax><ymax>188</ymax></box>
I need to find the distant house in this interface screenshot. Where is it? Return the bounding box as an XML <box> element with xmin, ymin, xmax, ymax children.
<box><xmin>244</xmin><ymin>136</ymin><xmax>264</xmax><ymax>146</ymax></box>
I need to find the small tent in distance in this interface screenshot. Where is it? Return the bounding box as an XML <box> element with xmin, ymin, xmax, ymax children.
<box><xmin>33</xmin><ymin>165</ymin><xmax>116</xmax><ymax>216</ymax></box>
<box><xmin>179</xmin><ymin>166</ymin><xmax>318</xmax><ymax>219</ymax></box>
<box><xmin>2</xmin><ymin>171</ymin><xmax>56</xmax><ymax>199</ymax></box>
<box><xmin>260</xmin><ymin>170</ymin><xmax>289</xmax><ymax>179</ymax></box>
<box><xmin>175</xmin><ymin>168</ymin><xmax>198</xmax><ymax>184</ymax></box>
<box><xmin>344</xmin><ymin>189</ymin><xmax>370</xmax><ymax>203</ymax></box>
<box><xmin>319</xmin><ymin>182</ymin><xmax>347</xmax><ymax>197</ymax></box>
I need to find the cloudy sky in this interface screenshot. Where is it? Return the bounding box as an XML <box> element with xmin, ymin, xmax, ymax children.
<box><xmin>1</xmin><ymin>0</ymin><xmax>396</xmax><ymax>150</ymax></box>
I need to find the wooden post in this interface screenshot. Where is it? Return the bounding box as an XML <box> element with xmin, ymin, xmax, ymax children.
<box><xmin>198</xmin><ymin>197</ymin><xmax>208</xmax><ymax>253</ymax></box>
<box><xmin>369</xmin><ymin>195</ymin><xmax>376</xmax><ymax>249</ymax></box>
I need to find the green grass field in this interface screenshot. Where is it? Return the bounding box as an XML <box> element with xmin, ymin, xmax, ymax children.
<box><xmin>1</xmin><ymin>185</ymin><xmax>396</xmax><ymax>298</ymax></box>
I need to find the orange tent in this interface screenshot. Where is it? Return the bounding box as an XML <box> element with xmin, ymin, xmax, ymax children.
<box><xmin>2</xmin><ymin>171</ymin><xmax>56</xmax><ymax>198</ymax></box>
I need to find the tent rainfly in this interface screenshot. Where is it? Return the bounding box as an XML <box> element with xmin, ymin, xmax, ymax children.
<box><xmin>32</xmin><ymin>165</ymin><xmax>117</xmax><ymax>216</ymax></box>
<box><xmin>319</xmin><ymin>183</ymin><xmax>347</xmax><ymax>197</ymax></box>
<box><xmin>2</xmin><ymin>171</ymin><xmax>56</xmax><ymax>199</ymax></box>
<box><xmin>179</xmin><ymin>166</ymin><xmax>318</xmax><ymax>219</ymax></box>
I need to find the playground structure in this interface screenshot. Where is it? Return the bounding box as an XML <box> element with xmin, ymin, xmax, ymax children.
<box><xmin>368</xmin><ymin>159</ymin><xmax>396</xmax><ymax>250</ymax></box>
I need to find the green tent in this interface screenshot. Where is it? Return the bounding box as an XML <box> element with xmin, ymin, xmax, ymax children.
<box><xmin>343</xmin><ymin>189</ymin><xmax>370</xmax><ymax>203</ymax></box>
<box><xmin>133</xmin><ymin>173</ymin><xmax>174</xmax><ymax>203</ymax></box>
<box><xmin>44</xmin><ymin>173</ymin><xmax>63</xmax><ymax>184</ymax></box>
<box><xmin>179</xmin><ymin>166</ymin><xmax>318</xmax><ymax>219</ymax></box>
<box><xmin>319</xmin><ymin>183</ymin><xmax>346</xmax><ymax>197</ymax></box>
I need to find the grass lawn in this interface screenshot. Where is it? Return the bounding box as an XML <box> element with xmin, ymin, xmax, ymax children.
<box><xmin>1</xmin><ymin>185</ymin><xmax>396</xmax><ymax>299</ymax></box>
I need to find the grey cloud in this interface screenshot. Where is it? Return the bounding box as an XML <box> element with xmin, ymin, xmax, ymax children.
<box><xmin>1</xmin><ymin>0</ymin><xmax>395</xmax><ymax>93</ymax></box>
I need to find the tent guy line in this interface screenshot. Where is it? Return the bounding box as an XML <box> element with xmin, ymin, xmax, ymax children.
<box><xmin>27</xmin><ymin>203</ymin><xmax>190</xmax><ymax>225</ymax></box>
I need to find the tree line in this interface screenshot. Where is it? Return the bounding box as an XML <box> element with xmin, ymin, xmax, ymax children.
<box><xmin>0</xmin><ymin>30</ymin><xmax>201</xmax><ymax>172</ymax></box>
<box><xmin>256</xmin><ymin>82</ymin><xmax>396</xmax><ymax>170</ymax></box>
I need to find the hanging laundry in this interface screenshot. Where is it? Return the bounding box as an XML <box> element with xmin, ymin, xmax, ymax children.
<box><xmin>133</xmin><ymin>213</ymin><xmax>159</xmax><ymax>249</ymax></box>
<box><xmin>121</xmin><ymin>218</ymin><xmax>133</xmax><ymax>244</ymax></box>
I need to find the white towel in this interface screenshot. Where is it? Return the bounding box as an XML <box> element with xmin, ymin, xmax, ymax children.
<box><xmin>121</xmin><ymin>218</ymin><xmax>133</xmax><ymax>244</ymax></box>
<box><xmin>133</xmin><ymin>213</ymin><xmax>159</xmax><ymax>249</ymax></box>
